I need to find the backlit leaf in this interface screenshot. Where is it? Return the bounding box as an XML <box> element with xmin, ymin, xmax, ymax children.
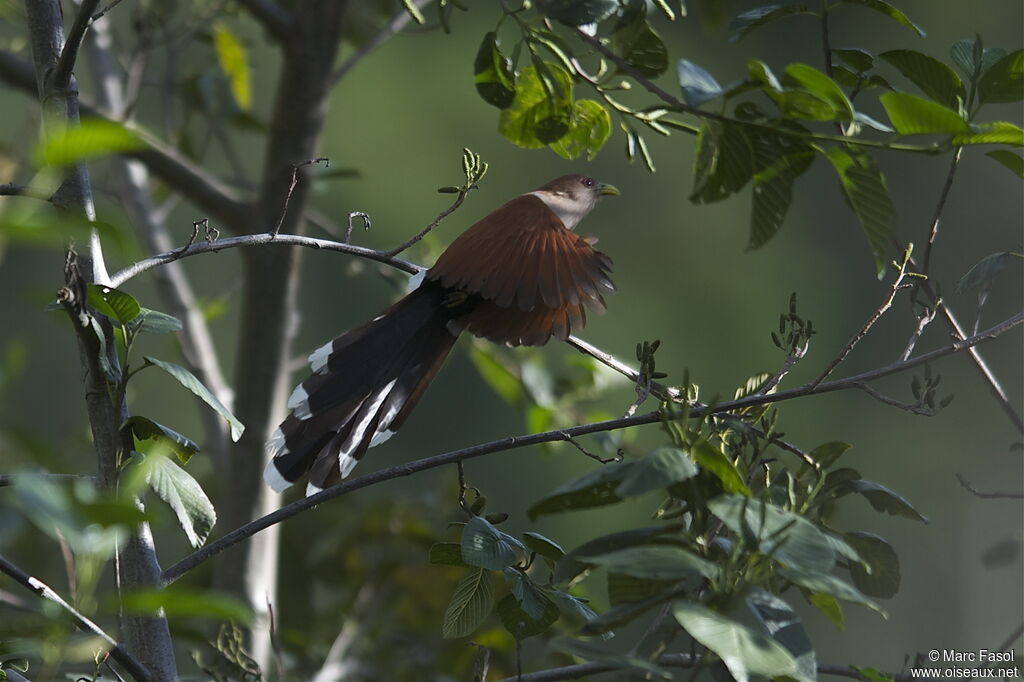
<box><xmin>212</xmin><ymin>23</ymin><xmax>251</xmax><ymax>110</ymax></box>
<box><xmin>33</xmin><ymin>119</ymin><xmax>143</xmax><ymax>167</ymax></box>
<box><xmin>879</xmin><ymin>49</ymin><xmax>965</xmax><ymax>109</ymax></box>
<box><xmin>825</xmin><ymin>147</ymin><xmax>895</xmax><ymax>276</ymax></box>
<box><xmin>145</xmin><ymin>453</ymin><xmax>216</xmax><ymax>547</ymax></box>
<box><xmin>978</xmin><ymin>49</ymin><xmax>1023</xmax><ymax>104</ymax></box>
<box><xmin>879</xmin><ymin>92</ymin><xmax>968</xmax><ymax>134</ymax></box>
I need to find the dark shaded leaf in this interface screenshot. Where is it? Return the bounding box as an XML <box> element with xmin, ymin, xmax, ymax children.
<box><xmin>442</xmin><ymin>568</ymin><xmax>494</xmax><ymax>638</ymax></box>
<box><xmin>879</xmin><ymin>49</ymin><xmax>965</xmax><ymax>109</ymax></box>
<box><xmin>728</xmin><ymin>4</ymin><xmax>812</xmax><ymax>42</ymax></box>
<box><xmin>549</xmin><ymin>589</ymin><xmax>600</xmax><ymax>628</ymax></box>
<box><xmin>144</xmin><ymin>356</ymin><xmax>244</xmax><ymax>441</ymax></box>
<box><xmin>125</xmin><ymin>415</ymin><xmax>200</xmax><ymax>465</ymax></box>
<box><xmin>129</xmin><ymin>308</ymin><xmax>183</xmax><ymax>335</ymax></box>
<box><xmin>429</xmin><ymin>542</ymin><xmax>467</xmax><ymax>566</ymax></box>
<box><xmin>616</xmin><ymin>446</ymin><xmax>699</xmax><ymax>496</ymax></box>
<box><xmin>497</xmin><ymin>591</ymin><xmax>559</xmax><ymax>638</ymax></box>
<box><xmin>543</xmin><ymin>0</ymin><xmax>620</xmax><ymax>26</ymax></box>
<box><xmin>978</xmin><ymin>49</ymin><xmax>1023</xmax><ymax>104</ymax></box>
<box><xmin>690</xmin><ymin>439</ymin><xmax>752</xmax><ymax>495</ymax></box>
<box><xmin>833</xmin><ymin>48</ymin><xmax>874</xmax><ymax>73</ymax></box>
<box><xmin>552</xmin><ymin>637</ymin><xmax>674</xmax><ymax>679</ymax></box>
<box><xmin>956</xmin><ymin>251</ymin><xmax>1011</xmax><ymax>293</ymax></box>
<box><xmin>840</xmin><ymin>0</ymin><xmax>924</xmax><ymax>37</ymax></box>
<box><xmin>553</xmin><ymin>524</ymin><xmax>684</xmax><ymax>584</ymax></box>
<box><xmin>748</xmin><ymin>130</ymin><xmax>814</xmax><ymax>249</ymax></box>
<box><xmin>528</xmin><ymin>460</ymin><xmax>632</xmax><ymax>520</ymax></box>
<box><xmin>581</xmin><ymin>544</ymin><xmax>718</xmax><ymax>581</ymax></box>
<box><xmin>613</xmin><ymin>17</ymin><xmax>669</xmax><ymax>77</ymax></box>
<box><xmin>522</xmin><ymin>531</ymin><xmax>565</xmax><ymax>562</ymax></box>
<box><xmin>986</xmin><ymin>150</ymin><xmax>1024</xmax><ymax>177</ymax></box>
<box><xmin>778</xmin><ymin>566</ymin><xmax>885</xmax><ymax>615</ymax></box>
<box><xmin>825</xmin><ymin>147</ymin><xmax>896</xmax><ymax>276</ymax></box>
<box><xmin>839</xmin><ymin>480</ymin><xmax>928</xmax><ymax>522</ymax></box>
<box><xmin>583</xmin><ymin>589</ymin><xmax>672</xmax><ymax>634</ymax></box>
<box><xmin>474</xmin><ymin>32</ymin><xmax>516</xmax><ymax>109</ymax></box>
<box><xmin>746</xmin><ymin>590</ymin><xmax>817</xmax><ymax>682</ymax></box>
<box><xmin>461</xmin><ymin>516</ymin><xmax>524</xmax><ymax>570</ymax></box>
<box><xmin>844</xmin><ymin>531</ymin><xmax>901</xmax><ymax>598</ymax></box>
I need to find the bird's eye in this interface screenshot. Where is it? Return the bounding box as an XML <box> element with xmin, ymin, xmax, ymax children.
<box><xmin>582</xmin><ymin>177</ymin><xmax>595</xmax><ymax>187</ymax></box>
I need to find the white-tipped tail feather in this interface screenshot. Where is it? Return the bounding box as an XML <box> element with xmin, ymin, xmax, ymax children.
<box><xmin>287</xmin><ymin>384</ymin><xmax>312</xmax><ymax>420</ymax></box>
<box><xmin>308</xmin><ymin>340</ymin><xmax>334</xmax><ymax>373</ymax></box>
<box><xmin>264</xmin><ymin>458</ymin><xmax>292</xmax><ymax>493</ymax></box>
<box><xmin>407</xmin><ymin>268</ymin><xmax>427</xmax><ymax>291</ymax></box>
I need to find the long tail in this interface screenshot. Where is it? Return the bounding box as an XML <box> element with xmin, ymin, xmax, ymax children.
<box><xmin>264</xmin><ymin>281</ymin><xmax>459</xmax><ymax>495</ymax></box>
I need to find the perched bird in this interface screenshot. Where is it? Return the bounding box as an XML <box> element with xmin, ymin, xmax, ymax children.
<box><xmin>264</xmin><ymin>174</ymin><xmax>619</xmax><ymax>495</ymax></box>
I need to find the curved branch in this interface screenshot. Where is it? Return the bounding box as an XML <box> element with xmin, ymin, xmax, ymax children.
<box><xmin>0</xmin><ymin>553</ymin><xmax>153</xmax><ymax>681</ymax></box>
<box><xmin>160</xmin><ymin>309</ymin><xmax>1021</xmax><ymax>585</ymax></box>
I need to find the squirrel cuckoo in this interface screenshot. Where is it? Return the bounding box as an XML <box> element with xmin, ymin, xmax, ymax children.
<box><xmin>264</xmin><ymin>174</ymin><xmax>619</xmax><ymax>495</ymax></box>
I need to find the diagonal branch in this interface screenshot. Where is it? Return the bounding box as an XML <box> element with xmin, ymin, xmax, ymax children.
<box><xmin>330</xmin><ymin>0</ymin><xmax>432</xmax><ymax>85</ymax></box>
<box><xmin>0</xmin><ymin>553</ymin><xmax>153</xmax><ymax>681</ymax></box>
<box><xmin>50</xmin><ymin>0</ymin><xmax>101</xmax><ymax>91</ymax></box>
<box><xmin>235</xmin><ymin>0</ymin><xmax>295</xmax><ymax>43</ymax></box>
<box><xmin>160</xmin><ymin>311</ymin><xmax>1021</xmax><ymax>584</ymax></box>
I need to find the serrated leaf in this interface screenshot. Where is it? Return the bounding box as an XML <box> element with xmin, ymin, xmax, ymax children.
<box><xmin>690</xmin><ymin>439</ymin><xmax>752</xmax><ymax>495</ymax></box>
<box><xmin>146</xmin><ymin>453</ymin><xmax>216</xmax><ymax>547</ymax></box>
<box><xmin>952</xmin><ymin>121</ymin><xmax>1024</xmax><ymax>146</ymax></box>
<box><xmin>728</xmin><ymin>4</ymin><xmax>812</xmax><ymax>42</ymax></box>
<box><xmin>474</xmin><ymin>32</ymin><xmax>516</xmax><ymax>109</ymax></box>
<box><xmin>844</xmin><ymin>531</ymin><xmax>901</xmax><ymax>598</ymax></box>
<box><xmin>129</xmin><ymin>308</ymin><xmax>183</xmax><ymax>334</ymax></box>
<box><xmin>840</xmin><ymin>0</ymin><xmax>924</xmax><ymax>37</ymax></box>
<box><xmin>528</xmin><ymin>460</ymin><xmax>633</xmax><ymax>520</ymax></box>
<box><xmin>956</xmin><ymin>251</ymin><xmax>1011</xmax><ymax>293</ymax></box>
<box><xmin>120</xmin><ymin>586</ymin><xmax>251</xmax><ymax>622</ymax></box>
<box><xmin>580</xmin><ymin>544</ymin><xmax>719</xmax><ymax>581</ymax></box>
<box><xmin>429</xmin><ymin>542</ymin><xmax>467</xmax><ymax>566</ymax></box>
<box><xmin>673</xmin><ymin>602</ymin><xmax>798</xmax><ymax>682</ymax></box>
<box><xmin>33</xmin><ymin>118</ymin><xmax>143</xmax><ymax>167</ymax></box>
<box><xmin>807</xmin><ymin>591</ymin><xmax>845</xmax><ymax>630</ymax></box>
<box><xmin>549</xmin><ymin>99</ymin><xmax>612</xmax><ymax>160</ymax></box>
<box><xmin>778</xmin><ymin>566</ymin><xmax>886</xmax><ymax>616</ymax></box>
<box><xmin>691</xmin><ymin>121</ymin><xmax>754</xmax><ymax>203</ymax></box>
<box><xmin>678</xmin><ymin>59</ymin><xmax>724</xmax><ymax>107</ymax></box>
<box><xmin>461</xmin><ymin>516</ymin><xmax>524</xmax><ymax>570</ymax></box>
<box><xmin>749</xmin><ymin>133</ymin><xmax>814</xmax><ymax>250</ymax></box>
<box><xmin>212</xmin><ymin>23</ymin><xmax>251</xmax><ymax>111</ymax></box>
<box><xmin>879</xmin><ymin>92</ymin><xmax>968</xmax><ymax>134</ymax></box>
<box><xmin>87</xmin><ymin>284</ymin><xmax>141</xmax><ymax>326</ymax></box>
<box><xmin>144</xmin><ymin>356</ymin><xmax>244</xmax><ymax>441</ymax></box>
<box><xmin>879</xmin><ymin>50</ymin><xmax>965</xmax><ymax>109</ymax></box>
<box><xmin>125</xmin><ymin>415</ymin><xmax>200</xmax><ymax>465</ymax></box>
<box><xmin>825</xmin><ymin>147</ymin><xmax>895</xmax><ymax>276</ymax></box>
<box><xmin>783</xmin><ymin>63</ymin><xmax>854</xmax><ymax>121</ymax></box>
<box><xmin>746</xmin><ymin>590</ymin><xmax>817</xmax><ymax>682</ymax></box>
<box><xmin>442</xmin><ymin>568</ymin><xmax>494</xmax><ymax>638</ymax></box>
<box><xmin>709</xmin><ymin>495</ymin><xmax>837</xmax><ymax>573</ymax></box>
<box><xmin>522</xmin><ymin>531</ymin><xmax>565</xmax><ymax>562</ymax></box>
<box><xmin>615</xmin><ymin>446</ymin><xmax>698</xmax><ymax>496</ymax></box>
<box><xmin>978</xmin><ymin>49</ymin><xmax>1023</xmax><ymax>104</ymax></box>
<box><xmin>986</xmin><ymin>150</ymin><xmax>1024</xmax><ymax>177</ymax></box>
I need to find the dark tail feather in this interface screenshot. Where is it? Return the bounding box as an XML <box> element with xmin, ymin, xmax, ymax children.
<box><xmin>264</xmin><ymin>282</ymin><xmax>458</xmax><ymax>495</ymax></box>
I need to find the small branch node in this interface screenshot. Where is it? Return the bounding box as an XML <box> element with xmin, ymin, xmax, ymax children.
<box><xmin>345</xmin><ymin>211</ymin><xmax>372</xmax><ymax>243</ymax></box>
<box><xmin>559</xmin><ymin>431</ymin><xmax>619</xmax><ymax>464</ymax></box>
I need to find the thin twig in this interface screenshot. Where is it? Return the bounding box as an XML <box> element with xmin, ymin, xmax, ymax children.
<box><xmin>955</xmin><ymin>473</ymin><xmax>1024</xmax><ymax>500</ymax></box>
<box><xmin>759</xmin><ymin>339</ymin><xmax>809</xmax><ymax>396</ymax></box>
<box><xmin>51</xmin><ymin>0</ymin><xmax>102</xmax><ymax>90</ymax></box>
<box><xmin>566</xmin><ymin>335</ymin><xmax>682</xmax><ymax>402</ymax></box>
<box><xmin>559</xmin><ymin>431</ymin><xmax>621</xmax><ymax>464</ymax></box>
<box><xmin>345</xmin><ymin>211</ymin><xmax>371</xmax><ymax>243</ymax></box>
<box><xmin>273</xmin><ymin>158</ymin><xmax>329</xmax><ymax>236</ymax></box>
<box><xmin>899</xmin><ymin>304</ymin><xmax>939</xmax><ymax>362</ymax></box>
<box><xmin>159</xmin><ymin>311</ymin><xmax>1022</xmax><ymax>585</ymax></box>
<box><xmin>384</xmin><ymin>185</ymin><xmax>478</xmax><ymax>257</ymax></box>
<box><xmin>0</xmin><ymin>554</ymin><xmax>153</xmax><ymax>681</ymax></box>
<box><xmin>331</xmin><ymin>0</ymin><xmax>432</xmax><ymax>85</ymax></box>
<box><xmin>922</xmin><ymin>148</ymin><xmax>963</xmax><ymax>278</ymax></box>
<box><xmin>852</xmin><ymin>382</ymin><xmax>934</xmax><ymax>416</ymax></box>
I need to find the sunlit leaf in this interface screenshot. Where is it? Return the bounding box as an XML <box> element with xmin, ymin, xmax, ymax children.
<box><xmin>952</xmin><ymin>121</ymin><xmax>1024</xmax><ymax>146</ymax></box>
<box><xmin>461</xmin><ymin>516</ymin><xmax>524</xmax><ymax>570</ymax></box>
<box><xmin>87</xmin><ymin>284</ymin><xmax>141</xmax><ymax>326</ymax></box>
<box><xmin>879</xmin><ymin>92</ymin><xmax>968</xmax><ymax>134</ymax></box>
<box><xmin>498</xmin><ymin>63</ymin><xmax>574</xmax><ymax>150</ymax></box>
<box><xmin>690</xmin><ymin>439</ymin><xmax>752</xmax><ymax>495</ymax></box>
<box><xmin>144</xmin><ymin>453</ymin><xmax>216</xmax><ymax>547</ymax></box>
<box><xmin>783</xmin><ymin>63</ymin><xmax>854</xmax><ymax>120</ymax></box>
<box><xmin>33</xmin><ymin>119</ymin><xmax>143</xmax><ymax>167</ymax></box>
<box><xmin>825</xmin><ymin>147</ymin><xmax>895</xmax><ymax>276</ymax></box>
<box><xmin>543</xmin><ymin>0</ymin><xmax>620</xmax><ymax>26</ymax></box>
<box><xmin>808</xmin><ymin>591</ymin><xmax>845</xmax><ymax>630</ymax></box>
<box><xmin>144</xmin><ymin>356</ymin><xmax>244</xmax><ymax>441</ymax></box>
<box><xmin>549</xmin><ymin>99</ymin><xmax>612</xmax><ymax>160</ymax></box>
<box><xmin>212</xmin><ymin>23</ymin><xmax>252</xmax><ymax>111</ymax></box>
<box><xmin>879</xmin><ymin>49</ymin><xmax>965</xmax><ymax>109</ymax></box>
<box><xmin>678</xmin><ymin>59</ymin><xmax>723</xmax><ymax>107</ymax></box>
<box><xmin>978</xmin><ymin>49</ymin><xmax>1023</xmax><ymax>104</ymax></box>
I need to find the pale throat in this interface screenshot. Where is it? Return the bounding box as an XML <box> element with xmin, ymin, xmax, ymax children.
<box><xmin>528</xmin><ymin>191</ymin><xmax>592</xmax><ymax>230</ymax></box>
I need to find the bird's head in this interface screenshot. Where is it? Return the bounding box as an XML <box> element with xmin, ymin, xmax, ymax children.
<box><xmin>530</xmin><ymin>174</ymin><xmax>619</xmax><ymax>230</ymax></box>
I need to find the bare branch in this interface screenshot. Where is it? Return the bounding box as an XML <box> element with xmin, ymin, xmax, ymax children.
<box><xmin>759</xmin><ymin>338</ymin><xmax>809</xmax><ymax>396</ymax></box>
<box><xmin>235</xmin><ymin>0</ymin><xmax>295</xmax><ymax>43</ymax></box>
<box><xmin>922</xmin><ymin>148</ymin><xmax>963</xmax><ymax>277</ymax></box>
<box><xmin>955</xmin><ymin>473</ymin><xmax>1024</xmax><ymax>500</ymax></box>
<box><xmin>331</xmin><ymin>0</ymin><xmax>432</xmax><ymax>85</ymax></box>
<box><xmin>160</xmin><ymin>310</ymin><xmax>1022</xmax><ymax>584</ymax></box>
<box><xmin>0</xmin><ymin>182</ymin><xmax>52</xmax><ymax>201</ymax></box>
<box><xmin>272</xmin><ymin>158</ymin><xmax>329</xmax><ymax>236</ymax></box>
<box><xmin>899</xmin><ymin>304</ymin><xmax>939</xmax><ymax>362</ymax></box>
<box><xmin>51</xmin><ymin>0</ymin><xmax>101</xmax><ymax>91</ymax></box>
<box><xmin>852</xmin><ymin>382</ymin><xmax>935</xmax><ymax>416</ymax></box>
<box><xmin>566</xmin><ymin>335</ymin><xmax>683</xmax><ymax>402</ymax></box>
<box><xmin>0</xmin><ymin>553</ymin><xmax>153</xmax><ymax>682</ymax></box>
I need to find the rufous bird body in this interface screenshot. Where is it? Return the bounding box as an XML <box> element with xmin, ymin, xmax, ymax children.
<box><xmin>264</xmin><ymin>174</ymin><xmax>618</xmax><ymax>495</ymax></box>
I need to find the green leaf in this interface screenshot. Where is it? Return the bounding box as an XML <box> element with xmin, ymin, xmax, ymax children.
<box><xmin>129</xmin><ymin>308</ymin><xmax>183</xmax><ymax>335</ymax></box>
<box><xmin>474</xmin><ymin>32</ymin><xmax>516</xmax><ymax>109</ymax></box>
<box><xmin>125</xmin><ymin>415</ymin><xmax>200</xmax><ymax>465</ymax></box>
<box><xmin>956</xmin><ymin>251</ymin><xmax>1011</xmax><ymax>294</ymax></box>
<box><xmin>33</xmin><ymin>118</ymin><xmax>143</xmax><ymax>167</ymax></box>
<box><xmin>613</xmin><ymin>17</ymin><xmax>669</xmax><ymax>77</ymax></box>
<box><xmin>442</xmin><ymin>568</ymin><xmax>494</xmax><ymax>638</ymax></box>
<box><xmin>952</xmin><ymin>121</ymin><xmax>1024</xmax><ymax>146</ymax></box>
<box><xmin>552</xmin><ymin>637</ymin><xmax>674</xmax><ymax>679</ymax></box>
<box><xmin>808</xmin><ymin>591</ymin><xmax>845</xmax><ymax>630</ymax></box>
<box><xmin>709</xmin><ymin>494</ymin><xmax>837</xmax><ymax>573</ymax></box>
<box><xmin>121</xmin><ymin>586</ymin><xmax>251</xmax><ymax>622</ymax></box>
<box><xmin>986</xmin><ymin>150</ymin><xmax>1024</xmax><ymax>177</ymax></box>
<box><xmin>978</xmin><ymin>49</ymin><xmax>1023</xmax><ymax>104</ymax></box>
<box><xmin>748</xmin><ymin>132</ymin><xmax>815</xmax><ymax>250</ymax></box>
<box><xmin>549</xmin><ymin>99</ymin><xmax>612</xmax><ymax>161</ymax></box>
<box><xmin>778</xmin><ymin>566</ymin><xmax>886</xmax><ymax>616</ymax></box>
<box><xmin>746</xmin><ymin>590</ymin><xmax>817</xmax><ymax>682</ymax></box>
<box><xmin>528</xmin><ymin>460</ymin><xmax>633</xmax><ymax>520</ymax></box>
<box><xmin>582</xmin><ymin>590</ymin><xmax>669</xmax><ymax>634</ymax></box>
<box><xmin>879</xmin><ymin>92</ymin><xmax>968</xmax><ymax>134</ymax></box>
<box><xmin>1</xmin><ymin>660</ymin><xmax>28</xmax><ymax>673</ymax></box>
<box><xmin>550</xmin><ymin>589</ymin><xmax>600</xmax><ymax>629</ymax></box>
<box><xmin>844</xmin><ymin>531</ymin><xmax>901</xmax><ymax>598</ymax></box>
<box><xmin>497</xmin><ymin>591</ymin><xmax>559</xmax><ymax>638</ymax></box>
<box><xmin>212</xmin><ymin>23</ymin><xmax>251</xmax><ymax>111</ymax></box>
<box><xmin>672</xmin><ymin>602</ymin><xmax>798</xmax><ymax>682</ymax></box>
<box><xmin>677</xmin><ymin>59</ymin><xmax>724</xmax><ymax>107</ymax></box>
<box><xmin>879</xmin><ymin>50</ymin><xmax>965</xmax><ymax>110</ymax></box>
<box><xmin>498</xmin><ymin>63</ymin><xmax>574</xmax><ymax>150</ymax></box>
<box><xmin>783</xmin><ymin>63</ymin><xmax>854</xmax><ymax>121</ymax></box>
<box><xmin>74</xmin><ymin>498</ymin><xmax>151</xmax><ymax>528</ymax></box>
<box><xmin>543</xmin><ymin>0</ymin><xmax>620</xmax><ymax>26</ymax></box>
<box><xmin>469</xmin><ymin>345</ymin><xmax>522</xmax><ymax>405</ymax></box>
<box><xmin>89</xmin><ymin>317</ymin><xmax>121</xmax><ymax>384</ymax></box>
<box><xmin>691</xmin><ymin>121</ymin><xmax>754</xmax><ymax>203</ymax></box>
<box><xmin>145</xmin><ymin>453</ymin><xmax>216</xmax><ymax>547</ymax></box>
<box><xmin>825</xmin><ymin>147</ymin><xmax>896</xmax><ymax>276</ymax></box>
<box><xmin>553</xmin><ymin>524</ymin><xmax>683</xmax><ymax>584</ymax></box>
<box><xmin>461</xmin><ymin>516</ymin><xmax>524</xmax><ymax>570</ymax></box>
<box><xmin>522</xmin><ymin>531</ymin><xmax>565</xmax><ymax>562</ymax></box>
<box><xmin>87</xmin><ymin>284</ymin><xmax>141</xmax><ymax>326</ymax></box>
<box><xmin>833</xmin><ymin>48</ymin><xmax>874</xmax><ymax>73</ymax></box>
<box><xmin>801</xmin><ymin>441</ymin><xmax>853</xmax><ymax>475</ymax></box>
<box><xmin>144</xmin><ymin>356</ymin><xmax>244</xmax><ymax>441</ymax></box>
<box><xmin>840</xmin><ymin>0</ymin><xmax>924</xmax><ymax>37</ymax></box>
<box><xmin>728</xmin><ymin>4</ymin><xmax>812</xmax><ymax>42</ymax></box>
<box><xmin>429</xmin><ymin>542</ymin><xmax>467</xmax><ymax>566</ymax></box>
<box><xmin>950</xmin><ymin>39</ymin><xmax>1006</xmax><ymax>80</ymax></box>
<box><xmin>690</xmin><ymin>439</ymin><xmax>752</xmax><ymax>495</ymax></box>
<box><xmin>839</xmin><ymin>479</ymin><xmax>928</xmax><ymax>522</ymax></box>
<box><xmin>580</xmin><ymin>544</ymin><xmax>719</xmax><ymax>581</ymax></box>
<box><xmin>615</xmin><ymin>446</ymin><xmax>698</xmax><ymax>497</ymax></box>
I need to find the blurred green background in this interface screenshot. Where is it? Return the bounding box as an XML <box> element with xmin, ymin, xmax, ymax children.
<box><xmin>1</xmin><ymin>0</ymin><xmax>1021</xmax><ymax>675</ymax></box>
